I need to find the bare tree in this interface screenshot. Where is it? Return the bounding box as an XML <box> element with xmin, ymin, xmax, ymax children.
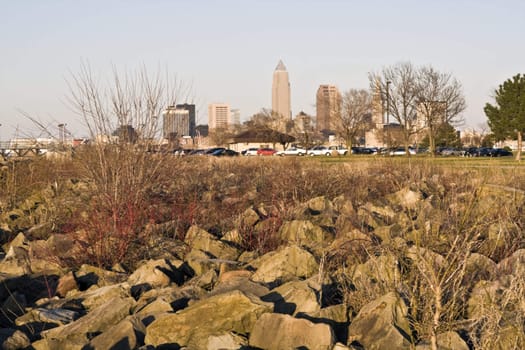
<box><xmin>332</xmin><ymin>89</ymin><xmax>373</xmax><ymax>149</ymax></box>
<box><xmin>416</xmin><ymin>66</ymin><xmax>466</xmax><ymax>155</ymax></box>
<box><xmin>66</xmin><ymin>63</ymin><xmax>186</xmax><ymax>267</ymax></box>
<box><xmin>369</xmin><ymin>62</ymin><xmax>421</xmax><ymax>154</ymax></box>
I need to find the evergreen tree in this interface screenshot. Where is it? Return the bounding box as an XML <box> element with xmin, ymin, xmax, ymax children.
<box><xmin>485</xmin><ymin>74</ymin><xmax>525</xmax><ymax>161</ymax></box>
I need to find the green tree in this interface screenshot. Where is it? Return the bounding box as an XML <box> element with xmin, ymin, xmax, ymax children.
<box><xmin>420</xmin><ymin>123</ymin><xmax>461</xmax><ymax>149</ymax></box>
<box><xmin>485</xmin><ymin>74</ymin><xmax>525</xmax><ymax>161</ymax></box>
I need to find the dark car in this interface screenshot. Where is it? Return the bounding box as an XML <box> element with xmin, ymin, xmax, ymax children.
<box><xmin>490</xmin><ymin>148</ymin><xmax>513</xmax><ymax>157</ymax></box>
<box><xmin>204</xmin><ymin>147</ymin><xmax>226</xmax><ymax>155</ymax></box>
<box><xmin>211</xmin><ymin>148</ymin><xmax>239</xmax><ymax>157</ymax></box>
<box><xmin>351</xmin><ymin>147</ymin><xmax>375</xmax><ymax>154</ymax></box>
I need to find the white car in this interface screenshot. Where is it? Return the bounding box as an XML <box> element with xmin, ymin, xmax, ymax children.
<box><xmin>307</xmin><ymin>145</ymin><xmax>332</xmax><ymax>156</ymax></box>
<box><xmin>389</xmin><ymin>147</ymin><xmax>416</xmax><ymax>156</ymax></box>
<box><xmin>275</xmin><ymin>147</ymin><xmax>307</xmax><ymax>156</ymax></box>
<box><xmin>241</xmin><ymin>147</ymin><xmax>259</xmax><ymax>156</ymax></box>
<box><xmin>308</xmin><ymin>145</ymin><xmax>348</xmax><ymax>156</ymax></box>
<box><xmin>327</xmin><ymin>145</ymin><xmax>349</xmax><ymax>156</ymax></box>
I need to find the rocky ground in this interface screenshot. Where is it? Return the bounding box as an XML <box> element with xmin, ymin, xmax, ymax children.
<box><xmin>1</xmin><ymin>176</ymin><xmax>524</xmax><ymax>349</ymax></box>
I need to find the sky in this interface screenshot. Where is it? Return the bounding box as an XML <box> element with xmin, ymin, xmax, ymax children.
<box><xmin>1</xmin><ymin>0</ymin><xmax>524</xmax><ymax>139</ymax></box>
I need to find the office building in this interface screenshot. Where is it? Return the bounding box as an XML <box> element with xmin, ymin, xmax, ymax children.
<box><xmin>176</xmin><ymin>103</ymin><xmax>196</xmax><ymax>137</ymax></box>
<box><xmin>272</xmin><ymin>60</ymin><xmax>291</xmax><ymax>121</ymax></box>
<box><xmin>316</xmin><ymin>85</ymin><xmax>341</xmax><ymax>133</ymax></box>
<box><xmin>208</xmin><ymin>103</ymin><xmax>231</xmax><ymax>129</ymax></box>
<box><xmin>162</xmin><ymin>106</ymin><xmax>190</xmax><ymax>139</ymax></box>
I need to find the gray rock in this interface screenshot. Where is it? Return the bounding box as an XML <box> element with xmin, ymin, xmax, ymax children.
<box><xmin>249</xmin><ymin>312</ymin><xmax>335</xmax><ymax>350</ymax></box>
<box><xmin>87</xmin><ymin>315</ymin><xmax>146</xmax><ymax>350</ymax></box>
<box><xmin>415</xmin><ymin>331</ymin><xmax>468</xmax><ymax>350</ymax></box>
<box><xmin>185</xmin><ymin>225</ymin><xmax>240</xmax><ymax>261</ymax></box>
<box><xmin>0</xmin><ymin>328</ymin><xmax>30</xmax><ymax>350</ymax></box>
<box><xmin>207</xmin><ymin>332</ymin><xmax>248</xmax><ymax>350</ymax></box>
<box><xmin>144</xmin><ymin>290</ymin><xmax>272</xmax><ymax>348</ymax></box>
<box><xmin>127</xmin><ymin>258</ymin><xmax>183</xmax><ymax>288</ymax></box>
<box><xmin>263</xmin><ymin>279</ymin><xmax>320</xmax><ymax>315</ymax></box>
<box><xmin>15</xmin><ymin>307</ymin><xmax>79</xmax><ymax>327</ymax></box>
<box><xmin>250</xmin><ymin>245</ymin><xmax>319</xmax><ymax>286</ymax></box>
<box><xmin>80</xmin><ymin>283</ymin><xmax>131</xmax><ymax>311</ymax></box>
<box><xmin>279</xmin><ymin>220</ymin><xmax>328</xmax><ymax>245</ymax></box>
<box><xmin>348</xmin><ymin>292</ymin><xmax>412</xmax><ymax>349</ymax></box>
<box><xmin>41</xmin><ymin>296</ymin><xmax>135</xmax><ymax>346</ymax></box>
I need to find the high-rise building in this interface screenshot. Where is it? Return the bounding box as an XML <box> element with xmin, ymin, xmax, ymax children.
<box><xmin>316</xmin><ymin>85</ymin><xmax>342</xmax><ymax>133</ymax></box>
<box><xmin>230</xmin><ymin>108</ymin><xmax>241</xmax><ymax>126</ymax></box>
<box><xmin>162</xmin><ymin>106</ymin><xmax>190</xmax><ymax>139</ymax></box>
<box><xmin>176</xmin><ymin>103</ymin><xmax>196</xmax><ymax>137</ymax></box>
<box><xmin>208</xmin><ymin>103</ymin><xmax>231</xmax><ymax>129</ymax></box>
<box><xmin>272</xmin><ymin>60</ymin><xmax>291</xmax><ymax>121</ymax></box>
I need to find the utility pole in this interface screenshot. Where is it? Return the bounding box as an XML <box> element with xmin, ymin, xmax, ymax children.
<box><xmin>386</xmin><ymin>81</ymin><xmax>392</xmax><ymax>150</ymax></box>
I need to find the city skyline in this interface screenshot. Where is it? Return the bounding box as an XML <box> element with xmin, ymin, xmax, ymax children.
<box><xmin>1</xmin><ymin>1</ymin><xmax>524</xmax><ymax>139</ymax></box>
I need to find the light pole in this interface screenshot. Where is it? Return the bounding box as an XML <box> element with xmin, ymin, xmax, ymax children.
<box><xmin>386</xmin><ymin>81</ymin><xmax>392</xmax><ymax>150</ymax></box>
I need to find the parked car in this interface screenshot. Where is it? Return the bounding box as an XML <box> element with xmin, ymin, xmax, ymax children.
<box><xmin>257</xmin><ymin>148</ymin><xmax>277</xmax><ymax>156</ymax></box>
<box><xmin>204</xmin><ymin>147</ymin><xmax>226</xmax><ymax>155</ymax></box>
<box><xmin>307</xmin><ymin>145</ymin><xmax>332</xmax><ymax>156</ymax></box>
<box><xmin>241</xmin><ymin>147</ymin><xmax>259</xmax><ymax>156</ymax></box>
<box><xmin>275</xmin><ymin>147</ymin><xmax>307</xmax><ymax>156</ymax></box>
<box><xmin>437</xmin><ymin>147</ymin><xmax>463</xmax><ymax>156</ymax></box>
<box><xmin>327</xmin><ymin>145</ymin><xmax>349</xmax><ymax>155</ymax></box>
<box><xmin>351</xmin><ymin>147</ymin><xmax>376</xmax><ymax>155</ymax></box>
<box><xmin>491</xmin><ymin>148</ymin><xmax>513</xmax><ymax>157</ymax></box>
<box><xmin>187</xmin><ymin>149</ymin><xmax>206</xmax><ymax>156</ymax></box>
<box><xmin>211</xmin><ymin>148</ymin><xmax>239</xmax><ymax>157</ymax></box>
<box><xmin>388</xmin><ymin>147</ymin><xmax>416</xmax><ymax>156</ymax></box>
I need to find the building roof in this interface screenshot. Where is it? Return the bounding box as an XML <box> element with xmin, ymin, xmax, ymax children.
<box><xmin>275</xmin><ymin>59</ymin><xmax>287</xmax><ymax>71</ymax></box>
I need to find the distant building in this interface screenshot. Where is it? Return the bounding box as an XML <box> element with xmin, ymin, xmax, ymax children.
<box><xmin>316</xmin><ymin>85</ymin><xmax>341</xmax><ymax>133</ymax></box>
<box><xmin>208</xmin><ymin>103</ymin><xmax>231</xmax><ymax>130</ymax></box>
<box><xmin>272</xmin><ymin>60</ymin><xmax>291</xmax><ymax>121</ymax></box>
<box><xmin>230</xmin><ymin>108</ymin><xmax>241</xmax><ymax>126</ymax></box>
<box><xmin>176</xmin><ymin>103</ymin><xmax>196</xmax><ymax>137</ymax></box>
<box><xmin>162</xmin><ymin>106</ymin><xmax>190</xmax><ymax>139</ymax></box>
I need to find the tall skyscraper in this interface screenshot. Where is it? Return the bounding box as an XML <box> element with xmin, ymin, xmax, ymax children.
<box><xmin>316</xmin><ymin>85</ymin><xmax>342</xmax><ymax>133</ymax></box>
<box><xmin>272</xmin><ymin>60</ymin><xmax>291</xmax><ymax>121</ymax></box>
<box><xmin>176</xmin><ymin>103</ymin><xmax>196</xmax><ymax>137</ymax></box>
<box><xmin>162</xmin><ymin>106</ymin><xmax>190</xmax><ymax>139</ymax></box>
<box><xmin>208</xmin><ymin>103</ymin><xmax>231</xmax><ymax>129</ymax></box>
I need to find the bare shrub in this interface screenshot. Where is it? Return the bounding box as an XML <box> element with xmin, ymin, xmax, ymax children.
<box><xmin>65</xmin><ymin>63</ymin><xmax>186</xmax><ymax>268</ymax></box>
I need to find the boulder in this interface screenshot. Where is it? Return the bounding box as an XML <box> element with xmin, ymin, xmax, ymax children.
<box><xmin>41</xmin><ymin>296</ymin><xmax>135</xmax><ymax>346</ymax></box>
<box><xmin>207</xmin><ymin>332</ymin><xmax>248</xmax><ymax>350</ymax></box>
<box><xmin>144</xmin><ymin>290</ymin><xmax>272</xmax><ymax>348</ymax></box>
<box><xmin>298</xmin><ymin>303</ymin><xmax>349</xmax><ymax>344</ymax></box>
<box><xmin>15</xmin><ymin>307</ymin><xmax>79</xmax><ymax>327</ymax></box>
<box><xmin>87</xmin><ymin>315</ymin><xmax>146</xmax><ymax>350</ymax></box>
<box><xmin>75</xmin><ymin>264</ymin><xmax>127</xmax><ymax>287</ymax></box>
<box><xmin>127</xmin><ymin>258</ymin><xmax>188</xmax><ymax>288</ymax></box>
<box><xmin>415</xmin><ymin>331</ymin><xmax>468</xmax><ymax>350</ymax></box>
<box><xmin>249</xmin><ymin>312</ymin><xmax>335</xmax><ymax>350</ymax></box>
<box><xmin>348</xmin><ymin>292</ymin><xmax>412</xmax><ymax>349</ymax></box>
<box><xmin>262</xmin><ymin>279</ymin><xmax>320</xmax><ymax>315</ymax></box>
<box><xmin>250</xmin><ymin>245</ymin><xmax>319</xmax><ymax>287</ymax></box>
<box><xmin>0</xmin><ymin>328</ymin><xmax>30</xmax><ymax>350</ymax></box>
<box><xmin>351</xmin><ymin>253</ymin><xmax>400</xmax><ymax>292</ymax></box>
<box><xmin>210</xmin><ymin>270</ymin><xmax>269</xmax><ymax>298</ymax></box>
<box><xmin>79</xmin><ymin>283</ymin><xmax>131</xmax><ymax>311</ymax></box>
<box><xmin>185</xmin><ymin>225</ymin><xmax>240</xmax><ymax>261</ymax></box>
<box><xmin>279</xmin><ymin>220</ymin><xmax>328</xmax><ymax>245</ymax></box>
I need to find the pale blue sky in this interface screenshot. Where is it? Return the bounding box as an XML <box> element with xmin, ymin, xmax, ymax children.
<box><xmin>1</xmin><ymin>0</ymin><xmax>523</xmax><ymax>138</ymax></box>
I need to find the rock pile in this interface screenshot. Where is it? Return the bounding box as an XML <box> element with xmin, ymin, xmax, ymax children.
<box><xmin>0</xmin><ymin>185</ymin><xmax>522</xmax><ymax>349</ymax></box>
